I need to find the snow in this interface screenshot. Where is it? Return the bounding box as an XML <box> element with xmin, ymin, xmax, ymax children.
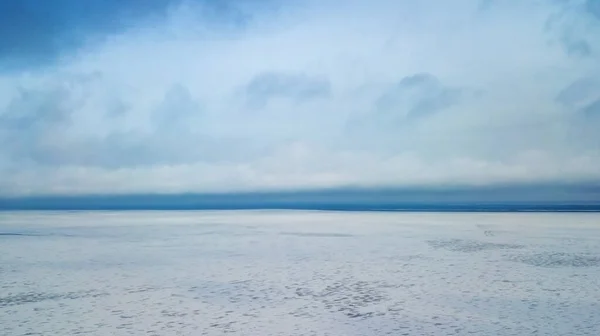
<box><xmin>1</xmin><ymin>211</ymin><xmax>600</xmax><ymax>335</ymax></box>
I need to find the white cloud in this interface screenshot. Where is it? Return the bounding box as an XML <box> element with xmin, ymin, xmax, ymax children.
<box><xmin>1</xmin><ymin>0</ymin><xmax>599</xmax><ymax>195</ymax></box>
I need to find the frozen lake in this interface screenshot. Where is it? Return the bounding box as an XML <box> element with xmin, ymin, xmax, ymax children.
<box><xmin>1</xmin><ymin>211</ymin><xmax>600</xmax><ymax>335</ymax></box>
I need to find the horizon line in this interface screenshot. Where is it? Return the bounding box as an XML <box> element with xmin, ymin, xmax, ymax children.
<box><xmin>1</xmin><ymin>183</ymin><xmax>599</xmax><ymax>211</ymax></box>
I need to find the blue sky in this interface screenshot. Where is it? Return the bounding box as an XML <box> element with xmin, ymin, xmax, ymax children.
<box><xmin>0</xmin><ymin>0</ymin><xmax>599</xmax><ymax>196</ymax></box>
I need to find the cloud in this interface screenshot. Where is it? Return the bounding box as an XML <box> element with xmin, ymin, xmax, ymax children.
<box><xmin>586</xmin><ymin>0</ymin><xmax>600</xmax><ymax>20</ymax></box>
<box><xmin>375</xmin><ymin>73</ymin><xmax>464</xmax><ymax>121</ymax></box>
<box><xmin>545</xmin><ymin>0</ymin><xmax>600</xmax><ymax>58</ymax></box>
<box><xmin>561</xmin><ymin>35</ymin><xmax>593</xmax><ymax>57</ymax></box>
<box><xmin>0</xmin><ymin>0</ymin><xmax>600</xmax><ymax>196</ymax></box>
<box><xmin>0</xmin><ymin>0</ymin><xmax>176</xmax><ymax>71</ymax></box>
<box><xmin>582</xmin><ymin>99</ymin><xmax>600</xmax><ymax>118</ymax></box>
<box><xmin>556</xmin><ymin>77</ymin><xmax>599</xmax><ymax>106</ymax></box>
<box><xmin>244</xmin><ymin>72</ymin><xmax>331</xmax><ymax>108</ymax></box>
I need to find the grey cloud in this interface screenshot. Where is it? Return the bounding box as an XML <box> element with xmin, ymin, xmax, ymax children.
<box><xmin>78</xmin><ymin>132</ymin><xmax>250</xmax><ymax>168</ymax></box>
<box><xmin>0</xmin><ymin>87</ymin><xmax>84</xmax><ymax>166</ymax></box>
<box><xmin>581</xmin><ymin>98</ymin><xmax>600</xmax><ymax>118</ymax></box>
<box><xmin>0</xmin><ymin>82</ymin><xmax>80</xmax><ymax>165</ymax></box>
<box><xmin>244</xmin><ymin>72</ymin><xmax>331</xmax><ymax>108</ymax></box>
<box><xmin>571</xmin><ymin>98</ymin><xmax>600</xmax><ymax>151</ymax></box>
<box><xmin>477</xmin><ymin>0</ymin><xmax>494</xmax><ymax>12</ymax></box>
<box><xmin>104</xmin><ymin>97</ymin><xmax>130</xmax><ymax>118</ymax></box>
<box><xmin>556</xmin><ymin>77</ymin><xmax>599</xmax><ymax>106</ymax></box>
<box><xmin>152</xmin><ymin>84</ymin><xmax>202</xmax><ymax>129</ymax></box>
<box><xmin>3</xmin><ymin>0</ymin><xmax>600</xmax><ymax>195</ymax></box>
<box><xmin>1</xmin><ymin>88</ymin><xmax>72</xmax><ymax>131</ymax></box>
<box><xmin>586</xmin><ymin>0</ymin><xmax>600</xmax><ymax>20</ymax></box>
<box><xmin>0</xmin><ymin>0</ymin><xmax>287</xmax><ymax>73</ymax></box>
<box><xmin>0</xmin><ymin>0</ymin><xmax>176</xmax><ymax>72</ymax></box>
<box><xmin>343</xmin><ymin>73</ymin><xmax>464</xmax><ymax>154</ymax></box>
<box><xmin>0</xmin><ymin>80</ymin><xmax>256</xmax><ymax>169</ymax></box>
<box><xmin>99</xmin><ymin>84</ymin><xmax>207</xmax><ymax>167</ymax></box>
<box><xmin>557</xmin><ymin>79</ymin><xmax>600</xmax><ymax>148</ymax></box>
<box><xmin>397</xmin><ymin>73</ymin><xmax>436</xmax><ymax>88</ymax></box>
<box><xmin>544</xmin><ymin>2</ymin><xmax>599</xmax><ymax>58</ymax></box>
<box><xmin>376</xmin><ymin>73</ymin><xmax>463</xmax><ymax>121</ymax></box>
<box><xmin>408</xmin><ymin>90</ymin><xmax>462</xmax><ymax>119</ymax></box>
<box><xmin>561</xmin><ymin>35</ymin><xmax>592</xmax><ymax>58</ymax></box>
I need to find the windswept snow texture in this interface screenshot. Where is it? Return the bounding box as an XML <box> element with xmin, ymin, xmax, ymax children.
<box><xmin>1</xmin><ymin>211</ymin><xmax>600</xmax><ymax>335</ymax></box>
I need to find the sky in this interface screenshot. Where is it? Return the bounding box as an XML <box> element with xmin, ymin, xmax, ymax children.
<box><xmin>0</xmin><ymin>0</ymin><xmax>599</xmax><ymax>197</ymax></box>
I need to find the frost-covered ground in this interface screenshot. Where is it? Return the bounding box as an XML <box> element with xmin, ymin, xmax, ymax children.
<box><xmin>1</xmin><ymin>211</ymin><xmax>600</xmax><ymax>336</ymax></box>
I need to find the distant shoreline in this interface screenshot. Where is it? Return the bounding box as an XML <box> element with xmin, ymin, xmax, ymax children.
<box><xmin>1</xmin><ymin>206</ymin><xmax>599</xmax><ymax>212</ymax></box>
<box><xmin>1</xmin><ymin>185</ymin><xmax>599</xmax><ymax>212</ymax></box>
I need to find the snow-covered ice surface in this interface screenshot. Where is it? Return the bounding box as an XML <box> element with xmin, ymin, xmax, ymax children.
<box><xmin>1</xmin><ymin>211</ymin><xmax>600</xmax><ymax>336</ymax></box>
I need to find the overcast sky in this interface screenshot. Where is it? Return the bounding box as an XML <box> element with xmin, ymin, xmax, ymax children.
<box><xmin>0</xmin><ymin>0</ymin><xmax>599</xmax><ymax>196</ymax></box>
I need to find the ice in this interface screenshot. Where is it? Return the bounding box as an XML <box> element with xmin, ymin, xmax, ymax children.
<box><xmin>1</xmin><ymin>211</ymin><xmax>600</xmax><ymax>335</ymax></box>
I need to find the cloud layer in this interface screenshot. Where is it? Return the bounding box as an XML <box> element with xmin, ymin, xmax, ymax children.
<box><xmin>1</xmin><ymin>0</ymin><xmax>600</xmax><ymax>196</ymax></box>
